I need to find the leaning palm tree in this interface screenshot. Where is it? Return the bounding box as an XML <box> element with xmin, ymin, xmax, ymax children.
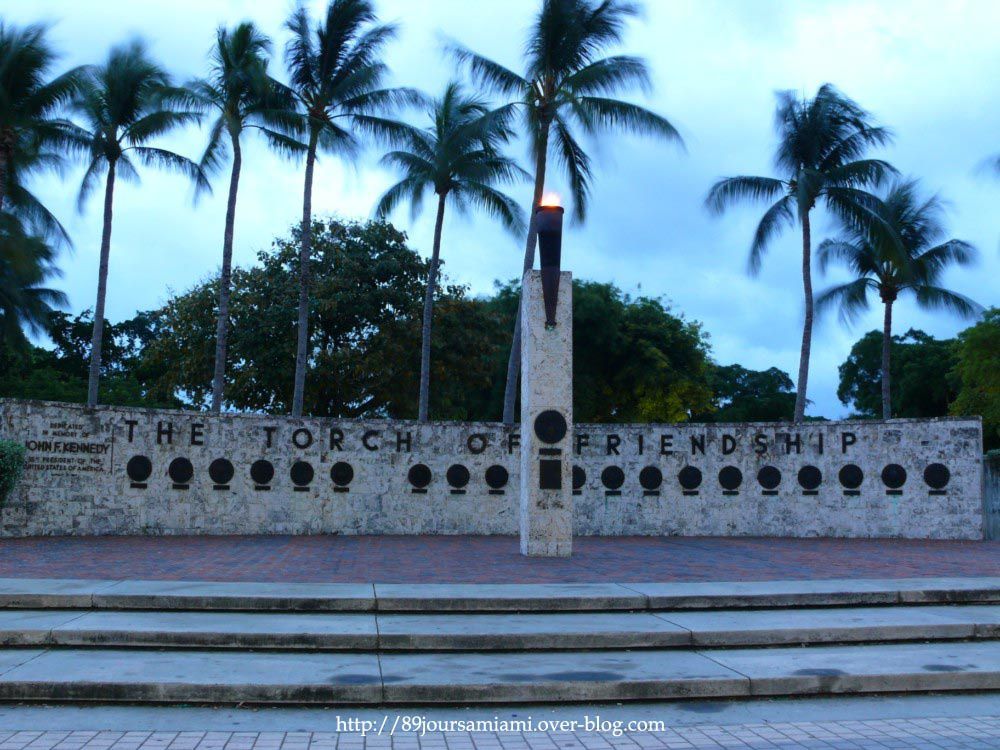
<box><xmin>67</xmin><ymin>40</ymin><xmax>205</xmax><ymax>407</ymax></box>
<box><xmin>375</xmin><ymin>82</ymin><xmax>528</xmax><ymax>421</ymax></box>
<box><xmin>706</xmin><ymin>83</ymin><xmax>896</xmax><ymax>422</ymax></box>
<box><xmin>0</xmin><ymin>21</ymin><xmax>85</xmax><ymax>244</ymax></box>
<box><xmin>816</xmin><ymin>179</ymin><xmax>981</xmax><ymax>419</ymax></box>
<box><xmin>190</xmin><ymin>22</ymin><xmax>300</xmax><ymax>414</ymax></box>
<box><xmin>0</xmin><ymin>213</ymin><xmax>66</xmax><ymax>350</ymax></box>
<box><xmin>283</xmin><ymin>0</ymin><xmax>418</xmax><ymax>417</ymax></box>
<box><xmin>450</xmin><ymin>0</ymin><xmax>684</xmax><ymax>424</ymax></box>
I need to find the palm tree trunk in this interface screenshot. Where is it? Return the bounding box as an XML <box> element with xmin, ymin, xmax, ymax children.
<box><xmin>86</xmin><ymin>160</ymin><xmax>117</xmax><ymax>408</ymax></box>
<box><xmin>501</xmin><ymin>120</ymin><xmax>551</xmax><ymax>425</ymax></box>
<box><xmin>881</xmin><ymin>299</ymin><xmax>893</xmax><ymax>420</ymax></box>
<box><xmin>793</xmin><ymin>211</ymin><xmax>813</xmax><ymax>422</ymax></box>
<box><xmin>418</xmin><ymin>193</ymin><xmax>448</xmax><ymax>422</ymax></box>
<box><xmin>210</xmin><ymin>137</ymin><xmax>242</xmax><ymax>414</ymax></box>
<box><xmin>291</xmin><ymin>131</ymin><xmax>318</xmax><ymax>417</ymax></box>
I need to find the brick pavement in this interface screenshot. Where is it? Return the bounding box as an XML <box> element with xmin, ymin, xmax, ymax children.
<box><xmin>1</xmin><ymin>717</ymin><xmax>999</xmax><ymax>750</ymax></box>
<box><xmin>0</xmin><ymin>535</ymin><xmax>997</xmax><ymax>583</ymax></box>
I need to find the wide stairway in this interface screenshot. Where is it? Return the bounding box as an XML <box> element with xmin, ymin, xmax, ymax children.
<box><xmin>0</xmin><ymin>576</ymin><xmax>999</xmax><ymax>703</ymax></box>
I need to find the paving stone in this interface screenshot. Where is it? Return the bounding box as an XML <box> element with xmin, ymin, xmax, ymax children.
<box><xmin>375</xmin><ymin>612</ymin><xmax>690</xmax><ymax>649</ymax></box>
<box><xmin>0</xmin><ymin>650</ymin><xmax>382</xmax><ymax>703</ymax></box>
<box><xmin>708</xmin><ymin>641</ymin><xmax>1000</xmax><ymax>696</ymax></box>
<box><xmin>378</xmin><ymin>649</ymin><xmax>749</xmax><ymax>702</ymax></box>
<box><xmin>48</xmin><ymin>611</ymin><xmax>378</xmax><ymax>648</ymax></box>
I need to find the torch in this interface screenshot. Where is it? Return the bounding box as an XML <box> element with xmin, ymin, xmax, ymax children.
<box><xmin>535</xmin><ymin>194</ymin><xmax>564</xmax><ymax>328</ymax></box>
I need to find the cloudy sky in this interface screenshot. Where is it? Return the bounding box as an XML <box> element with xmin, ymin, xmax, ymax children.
<box><xmin>5</xmin><ymin>0</ymin><xmax>999</xmax><ymax>417</ymax></box>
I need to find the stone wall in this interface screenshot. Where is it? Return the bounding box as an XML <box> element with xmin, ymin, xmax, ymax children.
<box><xmin>0</xmin><ymin>399</ymin><xmax>984</xmax><ymax>539</ymax></box>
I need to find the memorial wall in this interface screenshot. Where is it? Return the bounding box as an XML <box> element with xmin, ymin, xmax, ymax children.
<box><xmin>0</xmin><ymin>398</ymin><xmax>985</xmax><ymax>539</ymax></box>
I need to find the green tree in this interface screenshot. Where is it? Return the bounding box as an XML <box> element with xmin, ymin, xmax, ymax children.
<box><xmin>189</xmin><ymin>22</ymin><xmax>299</xmax><ymax>413</ymax></box>
<box><xmin>142</xmin><ymin>218</ymin><xmax>430</xmax><ymax>416</ymax></box>
<box><xmin>0</xmin><ymin>309</ymin><xmax>179</xmax><ymax>408</ymax></box>
<box><xmin>837</xmin><ymin>329</ymin><xmax>959</xmax><ymax>419</ymax></box>
<box><xmin>694</xmin><ymin>364</ymin><xmax>796</xmax><ymax>423</ymax></box>
<box><xmin>0</xmin><ymin>22</ymin><xmax>84</xmax><ymax>243</ymax></box>
<box><xmin>0</xmin><ymin>214</ymin><xmax>65</xmax><ymax>350</ymax></box>
<box><xmin>66</xmin><ymin>39</ymin><xmax>205</xmax><ymax>407</ymax></box>
<box><xmin>283</xmin><ymin>0</ymin><xmax>417</xmax><ymax>417</ymax></box>
<box><xmin>375</xmin><ymin>81</ymin><xmax>526</xmax><ymax>421</ymax></box>
<box><xmin>817</xmin><ymin>180</ymin><xmax>980</xmax><ymax>418</ymax></box>
<box><xmin>450</xmin><ymin>0</ymin><xmax>684</xmax><ymax>424</ymax></box>
<box><xmin>951</xmin><ymin>308</ymin><xmax>1000</xmax><ymax>451</ymax></box>
<box><xmin>705</xmin><ymin>83</ymin><xmax>895</xmax><ymax>422</ymax></box>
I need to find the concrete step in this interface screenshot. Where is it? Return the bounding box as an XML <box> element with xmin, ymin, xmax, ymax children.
<box><xmin>0</xmin><ymin>641</ymin><xmax>998</xmax><ymax>704</ymax></box>
<box><xmin>3</xmin><ymin>577</ymin><xmax>999</xmax><ymax>612</ymax></box>
<box><xmin>0</xmin><ymin>605</ymin><xmax>998</xmax><ymax>651</ymax></box>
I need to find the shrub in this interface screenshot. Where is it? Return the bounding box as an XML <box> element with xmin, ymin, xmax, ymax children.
<box><xmin>0</xmin><ymin>440</ymin><xmax>26</xmax><ymax>506</ymax></box>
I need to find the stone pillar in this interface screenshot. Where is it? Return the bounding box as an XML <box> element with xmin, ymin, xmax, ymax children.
<box><xmin>520</xmin><ymin>269</ymin><xmax>573</xmax><ymax>556</ymax></box>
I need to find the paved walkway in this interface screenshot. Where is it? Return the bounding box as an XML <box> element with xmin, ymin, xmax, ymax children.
<box><xmin>0</xmin><ymin>536</ymin><xmax>997</xmax><ymax>583</ymax></box>
<box><xmin>2</xmin><ymin>717</ymin><xmax>999</xmax><ymax>750</ymax></box>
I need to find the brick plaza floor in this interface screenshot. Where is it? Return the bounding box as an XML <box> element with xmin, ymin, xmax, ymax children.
<box><xmin>2</xmin><ymin>717</ymin><xmax>1000</xmax><ymax>750</ymax></box>
<box><xmin>0</xmin><ymin>535</ymin><xmax>996</xmax><ymax>583</ymax></box>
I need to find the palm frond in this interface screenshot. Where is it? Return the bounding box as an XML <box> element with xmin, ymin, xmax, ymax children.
<box><xmin>815</xmin><ymin>278</ymin><xmax>873</xmax><ymax>325</ymax></box>
<box><xmin>913</xmin><ymin>285</ymin><xmax>982</xmax><ymax>319</ymax></box>
<box><xmin>551</xmin><ymin>115</ymin><xmax>592</xmax><ymax>223</ymax></box>
<box><xmin>445</xmin><ymin>41</ymin><xmax>527</xmax><ymax>97</ymax></box>
<box><xmin>704</xmin><ymin>175</ymin><xmax>784</xmax><ymax>214</ymax></box>
<box><xmin>748</xmin><ymin>195</ymin><xmax>795</xmax><ymax>275</ymax></box>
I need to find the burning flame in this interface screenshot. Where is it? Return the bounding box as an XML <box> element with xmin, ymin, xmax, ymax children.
<box><xmin>540</xmin><ymin>191</ymin><xmax>562</xmax><ymax>208</ymax></box>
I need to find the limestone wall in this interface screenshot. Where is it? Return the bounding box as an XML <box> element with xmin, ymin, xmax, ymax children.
<box><xmin>0</xmin><ymin>399</ymin><xmax>984</xmax><ymax>539</ymax></box>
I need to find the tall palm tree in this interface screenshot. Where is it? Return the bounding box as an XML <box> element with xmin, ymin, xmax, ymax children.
<box><xmin>450</xmin><ymin>0</ymin><xmax>684</xmax><ymax>425</ymax></box>
<box><xmin>283</xmin><ymin>0</ymin><xmax>418</xmax><ymax>417</ymax></box>
<box><xmin>0</xmin><ymin>213</ymin><xmax>66</xmax><ymax>350</ymax></box>
<box><xmin>705</xmin><ymin>83</ymin><xmax>896</xmax><ymax>422</ymax></box>
<box><xmin>816</xmin><ymin>180</ymin><xmax>981</xmax><ymax>419</ymax></box>
<box><xmin>67</xmin><ymin>40</ymin><xmax>205</xmax><ymax>407</ymax></box>
<box><xmin>190</xmin><ymin>22</ymin><xmax>300</xmax><ymax>414</ymax></box>
<box><xmin>375</xmin><ymin>82</ymin><xmax>527</xmax><ymax>421</ymax></box>
<box><xmin>0</xmin><ymin>22</ymin><xmax>85</xmax><ymax>244</ymax></box>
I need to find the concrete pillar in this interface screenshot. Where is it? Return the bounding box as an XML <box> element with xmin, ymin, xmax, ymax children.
<box><xmin>520</xmin><ymin>269</ymin><xmax>573</xmax><ymax>556</ymax></box>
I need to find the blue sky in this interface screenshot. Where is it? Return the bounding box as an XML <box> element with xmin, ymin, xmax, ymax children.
<box><xmin>5</xmin><ymin>0</ymin><xmax>999</xmax><ymax>417</ymax></box>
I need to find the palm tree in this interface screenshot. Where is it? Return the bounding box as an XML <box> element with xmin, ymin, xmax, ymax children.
<box><xmin>0</xmin><ymin>213</ymin><xmax>66</xmax><ymax>350</ymax></box>
<box><xmin>375</xmin><ymin>82</ymin><xmax>527</xmax><ymax>421</ymax></box>
<box><xmin>283</xmin><ymin>0</ymin><xmax>418</xmax><ymax>417</ymax></box>
<box><xmin>705</xmin><ymin>83</ymin><xmax>896</xmax><ymax>422</ymax></box>
<box><xmin>450</xmin><ymin>0</ymin><xmax>684</xmax><ymax>425</ymax></box>
<box><xmin>190</xmin><ymin>22</ymin><xmax>299</xmax><ymax>414</ymax></box>
<box><xmin>816</xmin><ymin>179</ymin><xmax>981</xmax><ymax>419</ymax></box>
<box><xmin>0</xmin><ymin>22</ymin><xmax>85</xmax><ymax>244</ymax></box>
<box><xmin>67</xmin><ymin>40</ymin><xmax>205</xmax><ymax>407</ymax></box>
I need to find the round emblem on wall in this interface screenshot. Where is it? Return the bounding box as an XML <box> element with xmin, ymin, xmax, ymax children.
<box><xmin>798</xmin><ymin>465</ymin><xmax>822</xmax><ymax>491</ymax></box>
<box><xmin>600</xmin><ymin>466</ymin><xmax>625</xmax><ymax>490</ymax></box>
<box><xmin>757</xmin><ymin>465</ymin><xmax>781</xmax><ymax>490</ymax></box>
<box><xmin>881</xmin><ymin>463</ymin><xmax>907</xmax><ymax>489</ymax></box>
<box><xmin>678</xmin><ymin>466</ymin><xmax>702</xmax><ymax>490</ymax></box>
<box><xmin>446</xmin><ymin>464</ymin><xmax>471</xmax><ymax>489</ymax></box>
<box><xmin>408</xmin><ymin>463</ymin><xmax>432</xmax><ymax>489</ymax></box>
<box><xmin>208</xmin><ymin>458</ymin><xmax>234</xmax><ymax>485</ymax></box>
<box><xmin>923</xmin><ymin>463</ymin><xmax>950</xmax><ymax>490</ymax></box>
<box><xmin>718</xmin><ymin>466</ymin><xmax>743</xmax><ymax>491</ymax></box>
<box><xmin>839</xmin><ymin>464</ymin><xmax>864</xmax><ymax>490</ymax></box>
<box><xmin>290</xmin><ymin>461</ymin><xmax>314</xmax><ymax>487</ymax></box>
<box><xmin>533</xmin><ymin>410</ymin><xmax>568</xmax><ymax>444</ymax></box>
<box><xmin>330</xmin><ymin>461</ymin><xmax>354</xmax><ymax>487</ymax></box>
<box><xmin>572</xmin><ymin>465</ymin><xmax>586</xmax><ymax>490</ymax></box>
<box><xmin>250</xmin><ymin>459</ymin><xmax>274</xmax><ymax>485</ymax></box>
<box><xmin>126</xmin><ymin>455</ymin><xmax>153</xmax><ymax>483</ymax></box>
<box><xmin>638</xmin><ymin>466</ymin><xmax>662</xmax><ymax>490</ymax></box>
<box><xmin>485</xmin><ymin>465</ymin><xmax>509</xmax><ymax>489</ymax></box>
<box><xmin>168</xmin><ymin>457</ymin><xmax>194</xmax><ymax>484</ymax></box>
